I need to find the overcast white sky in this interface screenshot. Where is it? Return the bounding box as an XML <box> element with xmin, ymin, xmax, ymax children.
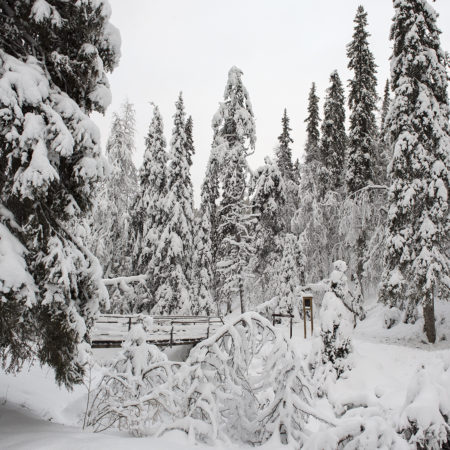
<box><xmin>92</xmin><ymin>0</ymin><xmax>450</xmax><ymax>205</ymax></box>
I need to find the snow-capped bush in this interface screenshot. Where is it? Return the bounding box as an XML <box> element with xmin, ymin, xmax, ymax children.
<box><xmin>397</xmin><ymin>359</ymin><xmax>450</xmax><ymax>449</ymax></box>
<box><xmin>86</xmin><ymin>317</ymin><xmax>180</xmax><ymax>435</ymax></box>
<box><xmin>306</xmin><ymin>406</ymin><xmax>409</xmax><ymax>449</ymax></box>
<box><xmin>88</xmin><ymin>313</ymin><xmax>323</xmax><ymax>446</ymax></box>
<box><xmin>174</xmin><ymin>313</ymin><xmax>314</xmax><ymax>446</ymax></box>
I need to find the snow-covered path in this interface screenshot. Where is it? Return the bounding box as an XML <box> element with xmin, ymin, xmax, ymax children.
<box><xmin>0</xmin><ymin>404</ymin><xmax>214</xmax><ymax>450</ymax></box>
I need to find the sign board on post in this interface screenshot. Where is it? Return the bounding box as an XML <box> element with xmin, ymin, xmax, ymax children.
<box><xmin>302</xmin><ymin>295</ymin><xmax>313</xmax><ymax>338</ymax></box>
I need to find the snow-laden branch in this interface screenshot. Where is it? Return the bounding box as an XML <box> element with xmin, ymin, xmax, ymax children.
<box><xmin>103</xmin><ymin>275</ymin><xmax>148</xmax><ymax>286</ymax></box>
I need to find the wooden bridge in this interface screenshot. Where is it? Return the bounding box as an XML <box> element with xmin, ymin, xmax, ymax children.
<box><xmin>91</xmin><ymin>314</ymin><xmax>225</xmax><ymax>348</ymax></box>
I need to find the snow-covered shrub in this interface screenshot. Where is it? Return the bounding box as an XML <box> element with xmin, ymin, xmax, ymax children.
<box><xmin>170</xmin><ymin>313</ymin><xmax>314</xmax><ymax>446</ymax></box>
<box><xmin>306</xmin><ymin>407</ymin><xmax>409</xmax><ymax>449</ymax></box>
<box><xmin>89</xmin><ymin>313</ymin><xmax>323</xmax><ymax>446</ymax></box>
<box><xmin>86</xmin><ymin>318</ymin><xmax>181</xmax><ymax>434</ymax></box>
<box><xmin>384</xmin><ymin>306</ymin><xmax>402</xmax><ymax>329</ymax></box>
<box><xmin>329</xmin><ymin>260</ymin><xmax>365</xmax><ymax>324</ymax></box>
<box><xmin>398</xmin><ymin>360</ymin><xmax>450</xmax><ymax>449</ymax></box>
<box><xmin>309</xmin><ymin>261</ymin><xmax>354</xmax><ymax>395</ymax></box>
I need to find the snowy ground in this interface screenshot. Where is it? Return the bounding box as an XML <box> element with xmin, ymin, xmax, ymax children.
<box><xmin>1</xmin><ymin>302</ymin><xmax>449</xmax><ymax>449</ymax></box>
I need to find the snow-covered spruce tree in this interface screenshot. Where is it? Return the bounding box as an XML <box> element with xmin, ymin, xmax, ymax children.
<box><xmin>381</xmin><ymin>80</ymin><xmax>391</xmax><ymax>129</ymax></box>
<box><xmin>214</xmin><ymin>66</ymin><xmax>256</xmax><ymax>314</ymax></box>
<box><xmin>304</xmin><ymin>82</ymin><xmax>321</xmax><ymax>165</ymax></box>
<box><xmin>152</xmin><ymin>93</ymin><xmax>194</xmax><ymax>315</ymax></box>
<box><xmin>250</xmin><ymin>158</ymin><xmax>286</xmax><ymax>305</ymax></box>
<box><xmin>293</xmin><ymin>73</ymin><xmax>345</xmax><ymax>283</ymax></box>
<box><xmin>345</xmin><ymin>7</ymin><xmax>379</xmax><ymax>295</ymax></box>
<box><xmin>346</xmin><ymin>5</ymin><xmax>378</xmax><ymax>193</ymax></box>
<box><xmin>273</xmin><ymin>234</ymin><xmax>306</xmax><ymax>316</ymax></box>
<box><xmin>133</xmin><ymin>105</ymin><xmax>168</xmax><ymax>301</ymax></box>
<box><xmin>309</xmin><ymin>261</ymin><xmax>354</xmax><ymax>395</ymax></box>
<box><xmin>320</xmin><ymin>70</ymin><xmax>347</xmax><ymax>193</ymax></box>
<box><xmin>88</xmin><ymin>100</ymin><xmax>138</xmax><ymax>280</ymax></box>
<box><xmin>191</xmin><ymin>211</ymin><xmax>215</xmax><ymax>316</ymax></box>
<box><xmin>374</xmin><ymin>79</ymin><xmax>392</xmax><ymax>186</ymax></box>
<box><xmin>293</xmin><ymin>158</ymin><xmax>301</xmax><ymax>184</ymax></box>
<box><xmin>191</xmin><ymin>149</ymin><xmax>221</xmax><ymax>316</ymax></box>
<box><xmin>0</xmin><ymin>0</ymin><xmax>119</xmax><ymax>385</ymax></box>
<box><xmin>275</xmin><ymin>109</ymin><xmax>298</xmax><ymax>231</ymax></box>
<box><xmin>184</xmin><ymin>115</ymin><xmax>194</xmax><ymax>167</ymax></box>
<box><xmin>131</xmin><ymin>105</ymin><xmax>167</xmax><ymax>312</ymax></box>
<box><xmin>379</xmin><ymin>0</ymin><xmax>450</xmax><ymax>343</ymax></box>
<box><xmin>217</xmin><ymin>145</ymin><xmax>255</xmax><ymax>314</ymax></box>
<box><xmin>276</xmin><ymin>108</ymin><xmax>295</xmax><ymax>181</ymax></box>
<box><xmin>190</xmin><ymin>121</ymin><xmax>216</xmax><ymax>316</ymax></box>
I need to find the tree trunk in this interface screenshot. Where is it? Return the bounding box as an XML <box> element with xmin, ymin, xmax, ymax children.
<box><xmin>356</xmin><ymin>232</ymin><xmax>366</xmax><ymax>298</ymax></box>
<box><xmin>423</xmin><ymin>297</ymin><xmax>436</xmax><ymax>344</ymax></box>
<box><xmin>239</xmin><ymin>280</ymin><xmax>245</xmax><ymax>314</ymax></box>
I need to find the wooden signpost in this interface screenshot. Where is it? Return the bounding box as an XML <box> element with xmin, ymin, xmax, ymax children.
<box><xmin>302</xmin><ymin>295</ymin><xmax>313</xmax><ymax>338</ymax></box>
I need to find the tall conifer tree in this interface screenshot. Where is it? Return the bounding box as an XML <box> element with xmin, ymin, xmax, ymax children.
<box><xmin>346</xmin><ymin>6</ymin><xmax>378</xmax><ymax>193</ymax></box>
<box><xmin>320</xmin><ymin>70</ymin><xmax>347</xmax><ymax>192</ymax></box>
<box><xmin>276</xmin><ymin>109</ymin><xmax>298</xmax><ymax>229</ymax></box>
<box><xmin>304</xmin><ymin>83</ymin><xmax>321</xmax><ymax>165</ymax></box>
<box><xmin>194</xmin><ymin>149</ymin><xmax>221</xmax><ymax>314</ymax></box>
<box><xmin>374</xmin><ymin>80</ymin><xmax>392</xmax><ymax>185</ymax></box>
<box><xmin>152</xmin><ymin>93</ymin><xmax>194</xmax><ymax>314</ymax></box>
<box><xmin>276</xmin><ymin>109</ymin><xmax>295</xmax><ymax>180</ymax></box>
<box><xmin>251</xmin><ymin>158</ymin><xmax>286</xmax><ymax>303</ymax></box>
<box><xmin>213</xmin><ymin>67</ymin><xmax>256</xmax><ymax>314</ymax></box>
<box><xmin>379</xmin><ymin>0</ymin><xmax>450</xmax><ymax>343</ymax></box>
<box><xmin>132</xmin><ymin>105</ymin><xmax>168</xmax><ymax>311</ymax></box>
<box><xmin>0</xmin><ymin>0</ymin><xmax>119</xmax><ymax>385</ymax></box>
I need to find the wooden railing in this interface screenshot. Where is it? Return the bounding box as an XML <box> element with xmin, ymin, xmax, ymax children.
<box><xmin>92</xmin><ymin>314</ymin><xmax>225</xmax><ymax>348</ymax></box>
<box><xmin>272</xmin><ymin>313</ymin><xmax>294</xmax><ymax>338</ymax></box>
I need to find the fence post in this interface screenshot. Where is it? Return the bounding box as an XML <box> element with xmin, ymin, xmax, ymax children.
<box><xmin>170</xmin><ymin>321</ymin><xmax>174</xmax><ymax>348</ymax></box>
<box><xmin>290</xmin><ymin>315</ymin><xmax>293</xmax><ymax>339</ymax></box>
<box><xmin>128</xmin><ymin>316</ymin><xmax>132</xmax><ymax>331</ymax></box>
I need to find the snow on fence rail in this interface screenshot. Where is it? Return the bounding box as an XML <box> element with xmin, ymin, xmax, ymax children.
<box><xmin>92</xmin><ymin>314</ymin><xmax>225</xmax><ymax>348</ymax></box>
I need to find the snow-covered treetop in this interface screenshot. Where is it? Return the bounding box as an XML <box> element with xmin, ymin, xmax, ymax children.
<box><xmin>212</xmin><ymin>66</ymin><xmax>256</xmax><ymax>153</ymax></box>
<box><xmin>304</xmin><ymin>82</ymin><xmax>321</xmax><ymax>164</ymax></box>
<box><xmin>106</xmin><ymin>100</ymin><xmax>137</xmax><ymax>181</ymax></box>
<box><xmin>276</xmin><ymin>109</ymin><xmax>295</xmax><ymax>181</ymax></box>
<box><xmin>140</xmin><ymin>104</ymin><xmax>167</xmax><ymax>196</ymax></box>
